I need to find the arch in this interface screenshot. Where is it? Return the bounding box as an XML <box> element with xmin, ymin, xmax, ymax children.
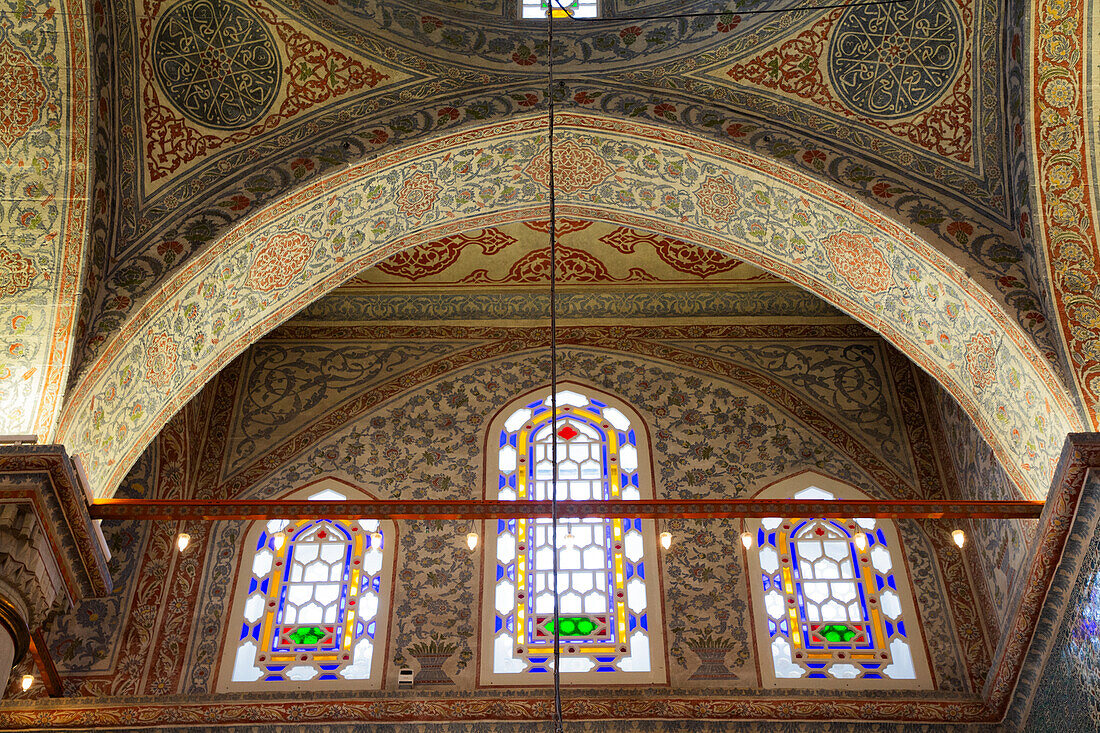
<box><xmin>214</xmin><ymin>477</ymin><xmax>396</xmax><ymax>691</ymax></box>
<box><xmin>478</xmin><ymin>382</ymin><xmax>667</xmax><ymax>685</ymax></box>
<box><xmin>55</xmin><ymin>112</ymin><xmax>1081</xmax><ymax>499</ymax></box>
<box><xmin>745</xmin><ymin>471</ymin><xmax>933</xmax><ymax>689</ymax></box>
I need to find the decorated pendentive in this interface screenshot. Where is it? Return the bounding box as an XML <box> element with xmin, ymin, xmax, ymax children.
<box><xmin>480</xmin><ymin>387</ymin><xmax>666</xmax><ymax>684</ymax></box>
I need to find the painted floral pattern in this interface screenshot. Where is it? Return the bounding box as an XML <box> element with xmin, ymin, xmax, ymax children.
<box><xmin>824</xmin><ymin>231</ymin><xmax>897</xmax><ymax>293</ymax></box>
<box><xmin>0</xmin><ymin>40</ymin><xmax>48</xmax><ymax>148</ymax></box>
<box><xmin>694</xmin><ymin>176</ymin><xmax>741</xmax><ymax>222</ymax></box>
<box><xmin>395</xmin><ymin>171</ymin><xmax>442</xmax><ymax>219</ymax></box>
<box><xmin>0</xmin><ymin>248</ymin><xmax>38</xmax><ymax>298</ymax></box>
<box><xmin>143</xmin><ymin>332</ymin><xmax>179</xmax><ymax>389</ymax></box>
<box><xmin>524</xmin><ymin>141</ymin><xmax>615</xmax><ymax>194</ymax></box>
<box><xmin>965</xmin><ymin>332</ymin><xmax>998</xmax><ymax>391</ymax></box>
<box><xmin>244</xmin><ymin>232</ymin><xmax>316</xmax><ymax>292</ymax></box>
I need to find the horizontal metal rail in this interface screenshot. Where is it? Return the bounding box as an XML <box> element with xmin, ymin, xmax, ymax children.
<box><xmin>89</xmin><ymin>498</ymin><xmax>1045</xmax><ymax>521</ymax></box>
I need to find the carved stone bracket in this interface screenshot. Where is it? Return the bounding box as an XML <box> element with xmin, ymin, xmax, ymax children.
<box><xmin>0</xmin><ymin>446</ymin><xmax>113</xmax><ymax>664</ymax></box>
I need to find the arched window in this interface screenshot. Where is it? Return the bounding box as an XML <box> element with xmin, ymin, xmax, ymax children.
<box><xmin>521</xmin><ymin>0</ymin><xmax>599</xmax><ymax>19</ymax></box>
<box><xmin>746</xmin><ymin>474</ymin><xmax>932</xmax><ymax>689</ymax></box>
<box><xmin>217</xmin><ymin>481</ymin><xmax>395</xmax><ymax>690</ymax></box>
<box><xmin>479</xmin><ymin>385</ymin><xmax>667</xmax><ymax>685</ymax></box>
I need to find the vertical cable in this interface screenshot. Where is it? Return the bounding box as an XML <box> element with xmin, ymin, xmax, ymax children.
<box><xmin>546</xmin><ymin>4</ymin><xmax>564</xmax><ymax>732</ymax></box>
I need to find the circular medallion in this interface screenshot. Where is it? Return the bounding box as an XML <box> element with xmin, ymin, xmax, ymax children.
<box><xmin>827</xmin><ymin>0</ymin><xmax>963</xmax><ymax>120</ymax></box>
<box><xmin>152</xmin><ymin>0</ymin><xmax>281</xmax><ymax>130</ymax></box>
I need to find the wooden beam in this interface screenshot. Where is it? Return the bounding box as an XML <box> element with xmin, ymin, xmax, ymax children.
<box><xmin>89</xmin><ymin>498</ymin><xmax>1044</xmax><ymax>521</ymax></box>
<box><xmin>28</xmin><ymin>629</ymin><xmax>62</xmax><ymax>697</ymax></box>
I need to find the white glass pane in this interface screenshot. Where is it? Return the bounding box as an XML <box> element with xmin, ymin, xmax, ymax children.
<box><xmin>357</xmin><ymin>519</ymin><xmax>379</xmax><ymax>532</ymax></box>
<box><xmin>308</xmin><ymin>489</ymin><xmax>346</xmax><ymax>501</ymax></box>
<box><xmin>285</xmin><ymin>665</ymin><xmax>317</xmax><ymax>681</ymax></box>
<box><xmin>583</xmin><ymin>589</ymin><xmax>607</xmax><ymax>613</ymax></box>
<box><xmin>535</xmin><ymin>591</ymin><xmax>554</xmax><ymax>613</ymax></box>
<box><xmin>829</xmin><ymin>663</ymin><xmax>860</xmax><ymax>679</ymax></box>
<box><xmin>304</xmin><ymin>561</ymin><xmax>330</xmax><ymax>583</ymax></box>
<box><xmin>797</xmin><ymin>541</ymin><xmax>823</xmax><ymax>562</ymax></box>
<box><xmin>560</xmin><ymin>547</ymin><xmax>582</xmax><ymax>570</ymax></box>
<box><xmin>764</xmin><ymin>590</ymin><xmax>785</xmax><ymax>619</ymax></box>
<box><xmin>504</xmin><ymin>408</ymin><xmax>532</xmax><ymax>432</ymax></box>
<box><xmin>759</xmin><ymin>546</ymin><xmax>780</xmax><ymax>574</ymax></box>
<box><xmin>560</xmin><ymin>592</ymin><xmax>583</xmax><ymax>613</ymax></box>
<box><xmin>883</xmin><ymin>638</ymin><xmax>916</xmax><ymax>679</ymax></box>
<box><xmin>497</xmin><ymin>532</ymin><xmax>516</xmax><ymax>564</ymax></box>
<box><xmin>623</xmin><ymin>531</ymin><xmax>643</xmax><ymax>563</ymax></box>
<box><xmin>266</xmin><ymin>519</ymin><xmax>290</xmax><ymax>534</ymax></box>
<box><xmin>621</xmin><ymin>487</ymin><xmax>640</xmax><ymax>501</ymax></box>
<box><xmin>554</xmin><ymin>390</ymin><xmax>588</xmax><ymax>407</ymax></box>
<box><xmin>232</xmin><ymin>640</ymin><xmax>263</xmax><ymax>682</ymax></box>
<box><xmin>494</xmin><ymin>633</ymin><xmax>526</xmax><ymax>673</ymax></box>
<box><xmin>340</xmin><ymin>638</ymin><xmax>374</xmax><ymax>679</ymax></box>
<box><xmin>315</xmin><ymin>583</ymin><xmax>340</xmax><ymax>607</ymax></box>
<box><xmin>831</xmin><ymin>581</ymin><xmax>857</xmax><ymax>604</ymax></box>
<box><xmin>626</xmin><ymin>577</ymin><xmax>646</xmax><ymax>613</ymax></box>
<box><xmin>602</xmin><ymin>407</ymin><xmax>630</xmax><ymax>431</ymax></box>
<box><xmin>559</xmin><ymin>657</ymin><xmax>595</xmax><ymax>672</ymax></box>
<box><xmin>320</xmin><ymin>542</ymin><xmax>345</xmax><ymax>564</ymax></box>
<box><xmin>287</xmin><ymin>584</ymin><xmax>313</xmax><ymax>606</ymax></box>
<box><xmin>855</xmin><ymin>517</ymin><xmax>876</xmax><ymax>530</ymax></box>
<box><xmin>813</xmin><ymin>558</ymin><xmax>840</xmax><ymax>580</ymax></box>
<box><xmin>823</xmin><ymin>540</ymin><xmax>849</xmax><ymax>562</ymax></box>
<box><xmin>252</xmin><ymin>549</ymin><xmax>273</xmax><ymax>577</ymax></box>
<box><xmin>299</xmin><ymin>602</ymin><xmax>324</xmax><ymax>624</ymax></box>
<box><xmin>358</xmin><ymin>593</ymin><xmax>378</xmax><ymax>622</ymax></box>
<box><xmin>617</xmin><ymin>631</ymin><xmax>651</xmax><ymax>672</ymax></box>
<box><xmin>803</xmin><ymin>581</ymin><xmax>829</xmax><ymax>603</ymax></box>
<box><xmin>294</xmin><ymin>544</ymin><xmax>319</xmax><ymax>563</ymax></box>
<box><xmin>821</xmin><ymin>599</ymin><xmax>848</xmax><ymax>621</ymax></box>
<box><xmin>870</xmin><ymin>545</ymin><xmax>893</xmax><ymax>574</ymax></box>
<box><xmin>496</xmin><ymin>580</ymin><xmax>515</xmax><ymax>614</ymax></box>
<box><xmin>572</xmin><ymin>573</ymin><xmax>593</xmax><ymax>594</ymax></box>
<box><xmin>619</xmin><ymin>444</ymin><xmax>638</xmax><ymax>472</ymax></box>
<box><xmin>243</xmin><ymin>593</ymin><xmax>265</xmax><ymax>623</ymax></box>
<box><xmin>363</xmin><ymin>547</ymin><xmax>383</xmax><ymax>575</ymax></box>
<box><xmin>771</xmin><ymin>637</ymin><xmax>806</xmax><ymax>678</ymax></box>
<box><xmin>879</xmin><ymin>589</ymin><xmax>902</xmax><ymax>619</ymax></box>
<box><xmin>499</xmin><ymin>445</ymin><xmax>517</xmax><ymax>472</ymax></box>
<box><xmin>762</xmin><ymin>517</ymin><xmax>782</xmax><ymax>530</ymax></box>
<box><xmin>794</xmin><ymin>487</ymin><xmax>834</xmax><ymax>500</ymax></box>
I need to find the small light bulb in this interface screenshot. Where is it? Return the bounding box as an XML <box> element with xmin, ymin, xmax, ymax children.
<box><xmin>176</xmin><ymin>533</ymin><xmax>191</xmax><ymax>553</ymax></box>
<box><xmin>952</xmin><ymin>529</ymin><xmax>966</xmax><ymax>549</ymax></box>
<box><xmin>273</xmin><ymin>531</ymin><xmax>286</xmax><ymax>551</ymax></box>
<box><xmin>659</xmin><ymin>531</ymin><xmax>672</xmax><ymax>549</ymax></box>
<box><xmin>20</xmin><ymin>674</ymin><xmax>33</xmax><ymax>691</ymax></box>
<box><xmin>466</xmin><ymin>532</ymin><xmax>479</xmax><ymax>551</ymax></box>
<box><xmin>853</xmin><ymin>532</ymin><xmax>868</xmax><ymax>552</ymax></box>
<box><xmin>370</xmin><ymin>531</ymin><xmax>383</xmax><ymax>548</ymax></box>
<box><xmin>740</xmin><ymin>532</ymin><xmax>752</xmax><ymax>550</ymax></box>
<box><xmin>564</xmin><ymin>529</ymin><xmax>576</xmax><ymax>549</ymax></box>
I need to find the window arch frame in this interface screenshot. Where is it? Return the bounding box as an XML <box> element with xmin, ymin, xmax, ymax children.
<box><xmin>215</xmin><ymin>477</ymin><xmax>397</xmax><ymax>692</ymax></box>
<box><xmin>744</xmin><ymin>471</ymin><xmax>933</xmax><ymax>690</ymax></box>
<box><xmin>477</xmin><ymin>381</ymin><xmax>668</xmax><ymax>686</ymax></box>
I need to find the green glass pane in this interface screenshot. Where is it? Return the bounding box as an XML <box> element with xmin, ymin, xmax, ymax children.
<box><xmin>288</xmin><ymin>626</ymin><xmax>326</xmax><ymax>645</ymax></box>
<box><xmin>546</xmin><ymin>616</ymin><xmax>599</xmax><ymax>637</ymax></box>
<box><xmin>818</xmin><ymin>624</ymin><xmax>857</xmax><ymax>642</ymax></box>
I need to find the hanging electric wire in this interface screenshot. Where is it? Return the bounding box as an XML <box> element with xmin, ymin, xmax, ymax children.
<box><xmin>545</xmin><ymin>5</ymin><xmax>565</xmax><ymax>732</ymax></box>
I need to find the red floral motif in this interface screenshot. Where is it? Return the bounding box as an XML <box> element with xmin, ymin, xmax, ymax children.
<box><xmin>376</xmin><ymin>229</ymin><xmax>517</xmax><ymax>281</ymax></box>
<box><xmin>0</xmin><ymin>40</ymin><xmax>48</xmax><ymax>148</ymax></box>
<box><xmin>0</xmin><ymin>247</ymin><xmax>38</xmax><ymax>298</ymax></box>
<box><xmin>694</xmin><ymin>176</ymin><xmax>740</xmax><ymax>221</ymax></box>
<box><xmin>245</xmin><ymin>231</ymin><xmax>316</xmax><ymax>292</ymax></box>
<box><xmin>965</xmin><ymin>332</ymin><xmax>998</xmax><ymax>391</ymax></box>
<box><xmin>140</xmin><ymin>0</ymin><xmax>389</xmax><ymax>181</ymax></box>
<box><xmin>521</xmin><ymin>219</ymin><xmax>593</xmax><ymax>235</ymax></box>
<box><xmin>524</xmin><ymin>141</ymin><xmax>615</xmax><ymax>194</ymax></box>
<box><xmin>460</xmin><ymin>245</ymin><xmax>654</xmax><ymax>284</ymax></box>
<box><xmin>395</xmin><ymin>172</ymin><xmax>441</xmax><ymax>220</ymax></box>
<box><xmin>144</xmin><ymin>331</ymin><xmax>179</xmax><ymax>390</ymax></box>
<box><xmin>823</xmin><ymin>231</ymin><xmax>896</xmax><ymax>293</ymax></box>
<box><xmin>600</xmin><ymin>227</ymin><xmax>744</xmax><ymax>278</ymax></box>
<box><xmin>724</xmin><ymin>9</ymin><xmax>973</xmax><ymax>163</ymax></box>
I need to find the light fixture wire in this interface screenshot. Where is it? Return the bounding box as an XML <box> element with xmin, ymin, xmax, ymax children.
<box><xmin>546</xmin><ymin>6</ymin><xmax>565</xmax><ymax>732</ymax></box>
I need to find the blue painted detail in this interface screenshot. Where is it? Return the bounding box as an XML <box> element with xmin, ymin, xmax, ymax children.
<box><xmin>596</xmin><ymin>666</ymin><xmax>616</xmax><ymax>672</ymax></box>
<box><xmin>632</xmin><ymin>474</ymin><xmax>639</xmax><ymax>486</ymax></box>
<box><xmin>876</xmin><ymin>576</ymin><xmax>885</xmax><ymax>591</ymax></box>
<box><xmin>591</xmin><ymin>399</ymin><xmax>607</xmax><ymax>408</ymax></box>
<box><xmin>527</xmin><ymin>399</ymin><xmax>543</xmax><ymax>409</ymax></box>
<box><xmin>240</xmin><ymin>624</ymin><xmax>249</xmax><ymax>640</ymax></box>
<box><xmin>628</xmin><ymin>429</ymin><xmax>636</xmax><ymax>444</ymax></box>
<box><xmin>808</xmin><ymin>673</ymin><xmax>827</xmax><ymax>678</ymax></box>
<box><xmin>637</xmin><ymin>561</ymin><xmax>645</xmax><ymax>579</ymax></box>
<box><xmin>318</xmin><ymin>674</ymin><xmax>338</xmax><ymax>680</ymax></box>
<box><xmin>886</xmin><ymin>621</ymin><xmax>894</xmax><ymax>636</ymax></box>
<box><xmin>768</xmin><ymin>532</ymin><xmax>776</xmax><ymax>545</ymax></box>
<box><xmin>257</xmin><ymin>533</ymin><xmax>267</xmax><ymax>551</ymax></box>
<box><xmin>898</xmin><ymin>621</ymin><xmax>906</xmax><ymax>636</ymax></box>
<box><xmin>498</xmin><ymin>519</ymin><xmax>506</xmax><ymax>532</ymax></box>
<box><xmin>496</xmin><ymin>617</ymin><xmax>503</xmax><ymax>632</ymax></box>
<box><xmin>506</xmin><ymin>616</ymin><xmax>514</xmax><ymax>632</ymax></box>
<box><xmin>630</xmin><ymin>616</ymin><xmax>636</xmax><ymax>631</ymax></box>
<box><xmin>888</xmin><ymin>576</ymin><xmax>897</xmax><ymax>589</ymax></box>
<box><xmin>807</xmin><ymin>662</ymin><xmax>826</xmax><ymax>669</ymax></box>
<box><xmin>367</xmin><ymin>620</ymin><xmax>376</xmax><ymax>636</ymax></box>
<box><xmin>251</xmin><ymin>625</ymin><xmax>260</xmax><ymax>640</ymax></box>
<box><xmin>260</xmin><ymin>578</ymin><xmax>269</xmax><ymax>594</ymax></box>
<box><xmin>510</xmin><ymin>474</ymin><xmax>517</xmax><ymax>488</ymax></box>
<box><xmin>500</xmin><ymin>431</ymin><xmax>507</xmax><ymax>447</ymax></box>
<box><xmin>877</xmin><ymin>529</ymin><xmax>887</xmax><ymax>545</ymax></box>
<box><xmin>596</xmin><ymin>656</ymin><xmax>616</xmax><ymax>663</ymax></box>
<box><xmin>640</xmin><ymin>613</ymin><xmax>648</xmax><ymax>630</ymax></box>
<box><xmin>827</xmin><ymin>0</ymin><xmax>963</xmax><ymax>119</ymax></box>
<box><xmin>865</xmin><ymin>673</ymin><xmax>882</xmax><ymax>679</ymax></box>
<box><xmin>497</xmin><ymin>566</ymin><xmax>504</xmax><ymax>580</ymax></box>
<box><xmin>510</xmin><ymin>434</ymin><xmax>517</xmax><ymax>447</ymax></box>
<box><xmin>249</xmin><ymin>578</ymin><xmax>257</xmax><ymax>593</ymax></box>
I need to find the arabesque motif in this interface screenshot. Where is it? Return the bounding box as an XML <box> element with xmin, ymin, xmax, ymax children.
<box><xmin>0</xmin><ymin>248</ymin><xmax>38</xmax><ymax>299</ymax></box>
<box><xmin>395</xmin><ymin>172</ymin><xmax>442</xmax><ymax>220</ymax></box>
<box><xmin>694</xmin><ymin>176</ymin><xmax>741</xmax><ymax>222</ymax></box>
<box><xmin>823</xmin><ymin>232</ymin><xmax>896</xmax><ymax>294</ymax></box>
<box><xmin>144</xmin><ymin>332</ymin><xmax>179</xmax><ymax>390</ymax></box>
<box><xmin>0</xmin><ymin>40</ymin><xmax>48</xmax><ymax>148</ymax></box>
<box><xmin>965</xmin><ymin>332</ymin><xmax>998</xmax><ymax>391</ymax></box>
<box><xmin>525</xmin><ymin>141</ymin><xmax>615</xmax><ymax>194</ymax></box>
<box><xmin>600</xmin><ymin>227</ymin><xmax>746</xmax><ymax>279</ymax></box>
<box><xmin>375</xmin><ymin>230</ymin><xmax>517</xmax><ymax>281</ymax></box>
<box><xmin>245</xmin><ymin>232</ymin><xmax>316</xmax><ymax>292</ymax></box>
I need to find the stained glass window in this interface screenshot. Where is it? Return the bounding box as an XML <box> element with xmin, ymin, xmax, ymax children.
<box><xmin>480</xmin><ymin>387</ymin><xmax>666</xmax><ymax>684</ymax></box>
<box><xmin>220</xmin><ymin>485</ymin><xmax>394</xmax><ymax>689</ymax></box>
<box><xmin>521</xmin><ymin>0</ymin><xmax>599</xmax><ymax>19</ymax></box>
<box><xmin>748</xmin><ymin>479</ymin><xmax>931</xmax><ymax>688</ymax></box>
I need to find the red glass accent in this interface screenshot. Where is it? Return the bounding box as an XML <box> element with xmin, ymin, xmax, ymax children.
<box><xmin>317</xmin><ymin>531</ymin><xmax>327</xmax><ymax>538</ymax></box>
<box><xmin>814</xmin><ymin>527</ymin><xmax>825</xmax><ymax>536</ymax></box>
<box><xmin>557</xmin><ymin>425</ymin><xmax>579</xmax><ymax>441</ymax></box>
